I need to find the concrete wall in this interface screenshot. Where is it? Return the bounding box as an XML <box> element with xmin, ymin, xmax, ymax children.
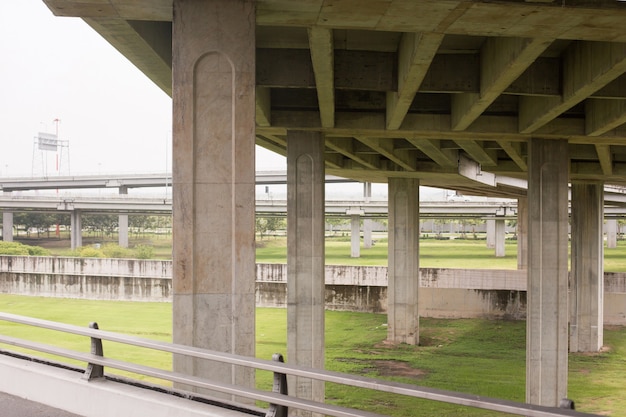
<box><xmin>1</xmin><ymin>256</ymin><xmax>625</xmax><ymax>324</ymax></box>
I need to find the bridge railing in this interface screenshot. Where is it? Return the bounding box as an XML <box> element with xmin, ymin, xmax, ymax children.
<box><xmin>0</xmin><ymin>312</ymin><xmax>598</xmax><ymax>417</ymax></box>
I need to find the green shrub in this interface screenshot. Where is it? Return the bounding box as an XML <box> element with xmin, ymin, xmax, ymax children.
<box><xmin>101</xmin><ymin>243</ymin><xmax>131</xmax><ymax>259</ymax></box>
<box><xmin>74</xmin><ymin>246</ymin><xmax>106</xmax><ymax>258</ymax></box>
<box><xmin>133</xmin><ymin>244</ymin><xmax>154</xmax><ymax>260</ymax></box>
<box><xmin>0</xmin><ymin>241</ymin><xmax>50</xmax><ymax>256</ymax></box>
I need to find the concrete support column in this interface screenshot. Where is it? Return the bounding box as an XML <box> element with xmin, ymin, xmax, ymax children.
<box><xmin>387</xmin><ymin>177</ymin><xmax>420</xmax><ymax>345</ymax></box>
<box><xmin>495</xmin><ymin>218</ymin><xmax>506</xmax><ymax>257</ymax></box>
<box><xmin>486</xmin><ymin>218</ymin><xmax>495</xmax><ymax>248</ymax></box>
<box><xmin>517</xmin><ymin>197</ymin><xmax>528</xmax><ymax>270</ymax></box>
<box><xmin>570</xmin><ymin>182</ymin><xmax>604</xmax><ymax>352</ymax></box>
<box><xmin>118</xmin><ymin>186</ymin><xmax>129</xmax><ymax>248</ymax></box>
<box><xmin>363</xmin><ymin>182</ymin><xmax>373</xmax><ymax>249</ymax></box>
<box><xmin>350</xmin><ymin>215</ymin><xmax>361</xmax><ymax>258</ymax></box>
<box><xmin>171</xmin><ymin>0</ymin><xmax>256</xmax><ymax>397</ymax></box>
<box><xmin>526</xmin><ymin>138</ymin><xmax>569</xmax><ymax>407</ymax></box>
<box><xmin>70</xmin><ymin>211</ymin><xmax>82</xmax><ymax>250</ymax></box>
<box><xmin>607</xmin><ymin>219</ymin><xmax>618</xmax><ymax>249</ymax></box>
<box><xmin>287</xmin><ymin>130</ymin><xmax>325</xmax><ymax>410</ymax></box>
<box><xmin>2</xmin><ymin>211</ymin><xmax>13</xmax><ymax>242</ymax></box>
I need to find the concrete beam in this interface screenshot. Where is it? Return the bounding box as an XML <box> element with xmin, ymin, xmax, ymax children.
<box><xmin>308</xmin><ymin>27</ymin><xmax>335</xmax><ymax>128</ymax></box>
<box><xmin>386</xmin><ymin>32</ymin><xmax>443</xmax><ymax>130</ymax></box>
<box><xmin>354</xmin><ymin>137</ymin><xmax>417</xmax><ymax>172</ymax></box>
<box><xmin>452</xmin><ymin>37</ymin><xmax>552</xmax><ymax>131</ymax></box>
<box><xmin>586</xmin><ymin>98</ymin><xmax>626</xmax><ymax>137</ymax></box>
<box><xmin>520</xmin><ymin>41</ymin><xmax>626</xmax><ymax>133</ymax></box>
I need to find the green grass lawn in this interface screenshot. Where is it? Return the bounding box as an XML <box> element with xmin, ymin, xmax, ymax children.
<box><xmin>0</xmin><ymin>294</ymin><xmax>624</xmax><ymax>416</ymax></box>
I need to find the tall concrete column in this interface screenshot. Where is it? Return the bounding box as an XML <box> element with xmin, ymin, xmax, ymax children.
<box><xmin>118</xmin><ymin>186</ymin><xmax>129</xmax><ymax>248</ymax></box>
<box><xmin>570</xmin><ymin>182</ymin><xmax>604</xmax><ymax>352</ymax></box>
<box><xmin>287</xmin><ymin>130</ymin><xmax>325</xmax><ymax>410</ymax></box>
<box><xmin>171</xmin><ymin>0</ymin><xmax>256</xmax><ymax>396</ymax></box>
<box><xmin>517</xmin><ymin>197</ymin><xmax>528</xmax><ymax>270</ymax></box>
<box><xmin>2</xmin><ymin>211</ymin><xmax>13</xmax><ymax>242</ymax></box>
<box><xmin>486</xmin><ymin>218</ymin><xmax>495</xmax><ymax>248</ymax></box>
<box><xmin>363</xmin><ymin>182</ymin><xmax>373</xmax><ymax>248</ymax></box>
<box><xmin>607</xmin><ymin>219</ymin><xmax>618</xmax><ymax>249</ymax></box>
<box><xmin>526</xmin><ymin>138</ymin><xmax>569</xmax><ymax>407</ymax></box>
<box><xmin>350</xmin><ymin>214</ymin><xmax>361</xmax><ymax>258</ymax></box>
<box><xmin>494</xmin><ymin>218</ymin><xmax>506</xmax><ymax>257</ymax></box>
<box><xmin>387</xmin><ymin>177</ymin><xmax>420</xmax><ymax>345</ymax></box>
<box><xmin>70</xmin><ymin>211</ymin><xmax>82</xmax><ymax>249</ymax></box>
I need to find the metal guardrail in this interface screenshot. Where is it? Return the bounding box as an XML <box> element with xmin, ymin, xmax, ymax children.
<box><xmin>0</xmin><ymin>312</ymin><xmax>600</xmax><ymax>417</ymax></box>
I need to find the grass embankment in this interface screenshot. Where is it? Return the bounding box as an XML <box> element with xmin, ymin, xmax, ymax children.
<box><xmin>0</xmin><ymin>295</ymin><xmax>624</xmax><ymax>416</ymax></box>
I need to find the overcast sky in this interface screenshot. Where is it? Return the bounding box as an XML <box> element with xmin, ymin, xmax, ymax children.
<box><xmin>0</xmin><ymin>0</ymin><xmax>288</xmax><ymax>179</ymax></box>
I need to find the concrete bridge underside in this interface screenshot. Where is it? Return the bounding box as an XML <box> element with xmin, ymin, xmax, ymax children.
<box><xmin>40</xmin><ymin>0</ymin><xmax>626</xmax><ymax>409</ymax></box>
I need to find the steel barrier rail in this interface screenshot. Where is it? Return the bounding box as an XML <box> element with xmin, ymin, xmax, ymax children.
<box><xmin>0</xmin><ymin>312</ymin><xmax>600</xmax><ymax>417</ymax></box>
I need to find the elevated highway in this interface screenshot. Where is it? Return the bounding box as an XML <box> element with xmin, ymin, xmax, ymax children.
<box><xmin>21</xmin><ymin>0</ymin><xmax>626</xmax><ymax>413</ymax></box>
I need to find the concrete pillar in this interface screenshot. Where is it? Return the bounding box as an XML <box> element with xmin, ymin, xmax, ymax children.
<box><xmin>350</xmin><ymin>215</ymin><xmax>360</xmax><ymax>258</ymax></box>
<box><xmin>607</xmin><ymin>218</ymin><xmax>618</xmax><ymax>249</ymax></box>
<box><xmin>486</xmin><ymin>218</ymin><xmax>495</xmax><ymax>248</ymax></box>
<box><xmin>287</xmin><ymin>130</ymin><xmax>325</xmax><ymax>411</ymax></box>
<box><xmin>70</xmin><ymin>211</ymin><xmax>82</xmax><ymax>249</ymax></box>
<box><xmin>171</xmin><ymin>0</ymin><xmax>256</xmax><ymax>397</ymax></box>
<box><xmin>517</xmin><ymin>197</ymin><xmax>528</xmax><ymax>270</ymax></box>
<box><xmin>118</xmin><ymin>214</ymin><xmax>129</xmax><ymax>248</ymax></box>
<box><xmin>494</xmin><ymin>218</ymin><xmax>506</xmax><ymax>257</ymax></box>
<box><xmin>387</xmin><ymin>177</ymin><xmax>420</xmax><ymax>345</ymax></box>
<box><xmin>363</xmin><ymin>182</ymin><xmax>373</xmax><ymax>248</ymax></box>
<box><xmin>118</xmin><ymin>186</ymin><xmax>129</xmax><ymax>248</ymax></box>
<box><xmin>526</xmin><ymin>138</ymin><xmax>569</xmax><ymax>407</ymax></box>
<box><xmin>570</xmin><ymin>182</ymin><xmax>604</xmax><ymax>352</ymax></box>
<box><xmin>2</xmin><ymin>211</ymin><xmax>13</xmax><ymax>242</ymax></box>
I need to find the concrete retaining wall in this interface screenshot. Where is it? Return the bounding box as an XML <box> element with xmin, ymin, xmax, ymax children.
<box><xmin>1</xmin><ymin>256</ymin><xmax>625</xmax><ymax>324</ymax></box>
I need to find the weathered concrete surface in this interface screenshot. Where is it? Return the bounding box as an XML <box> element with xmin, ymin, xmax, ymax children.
<box><xmin>526</xmin><ymin>138</ymin><xmax>569</xmax><ymax>407</ymax></box>
<box><xmin>2</xmin><ymin>256</ymin><xmax>626</xmax><ymax>324</ymax></box>
<box><xmin>570</xmin><ymin>182</ymin><xmax>604</xmax><ymax>352</ymax></box>
<box><xmin>171</xmin><ymin>0</ymin><xmax>256</xmax><ymax>397</ymax></box>
<box><xmin>286</xmin><ymin>130</ymin><xmax>326</xmax><ymax>412</ymax></box>
<box><xmin>387</xmin><ymin>178</ymin><xmax>420</xmax><ymax>345</ymax></box>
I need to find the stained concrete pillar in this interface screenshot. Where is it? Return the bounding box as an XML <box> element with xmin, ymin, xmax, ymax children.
<box><xmin>494</xmin><ymin>218</ymin><xmax>506</xmax><ymax>257</ymax></box>
<box><xmin>287</xmin><ymin>130</ymin><xmax>325</xmax><ymax>411</ymax></box>
<box><xmin>486</xmin><ymin>218</ymin><xmax>495</xmax><ymax>248</ymax></box>
<box><xmin>606</xmin><ymin>219</ymin><xmax>618</xmax><ymax>249</ymax></box>
<box><xmin>517</xmin><ymin>197</ymin><xmax>528</xmax><ymax>270</ymax></box>
<box><xmin>70</xmin><ymin>211</ymin><xmax>82</xmax><ymax>249</ymax></box>
<box><xmin>171</xmin><ymin>0</ymin><xmax>256</xmax><ymax>397</ymax></box>
<box><xmin>2</xmin><ymin>211</ymin><xmax>13</xmax><ymax>242</ymax></box>
<box><xmin>363</xmin><ymin>182</ymin><xmax>373</xmax><ymax>249</ymax></box>
<box><xmin>118</xmin><ymin>186</ymin><xmax>129</xmax><ymax>248</ymax></box>
<box><xmin>387</xmin><ymin>177</ymin><xmax>420</xmax><ymax>345</ymax></box>
<box><xmin>526</xmin><ymin>138</ymin><xmax>569</xmax><ymax>407</ymax></box>
<box><xmin>570</xmin><ymin>182</ymin><xmax>604</xmax><ymax>352</ymax></box>
<box><xmin>350</xmin><ymin>215</ymin><xmax>360</xmax><ymax>258</ymax></box>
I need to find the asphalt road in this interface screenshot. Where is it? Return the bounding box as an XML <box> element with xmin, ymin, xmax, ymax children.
<box><xmin>0</xmin><ymin>391</ymin><xmax>82</xmax><ymax>417</ymax></box>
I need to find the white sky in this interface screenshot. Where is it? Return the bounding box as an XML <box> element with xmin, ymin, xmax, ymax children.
<box><xmin>0</xmin><ymin>1</ymin><xmax>460</xmax><ymax>200</ymax></box>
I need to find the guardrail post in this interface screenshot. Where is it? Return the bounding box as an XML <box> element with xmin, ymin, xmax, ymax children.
<box><xmin>266</xmin><ymin>353</ymin><xmax>288</xmax><ymax>417</ymax></box>
<box><xmin>83</xmin><ymin>322</ymin><xmax>104</xmax><ymax>380</ymax></box>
